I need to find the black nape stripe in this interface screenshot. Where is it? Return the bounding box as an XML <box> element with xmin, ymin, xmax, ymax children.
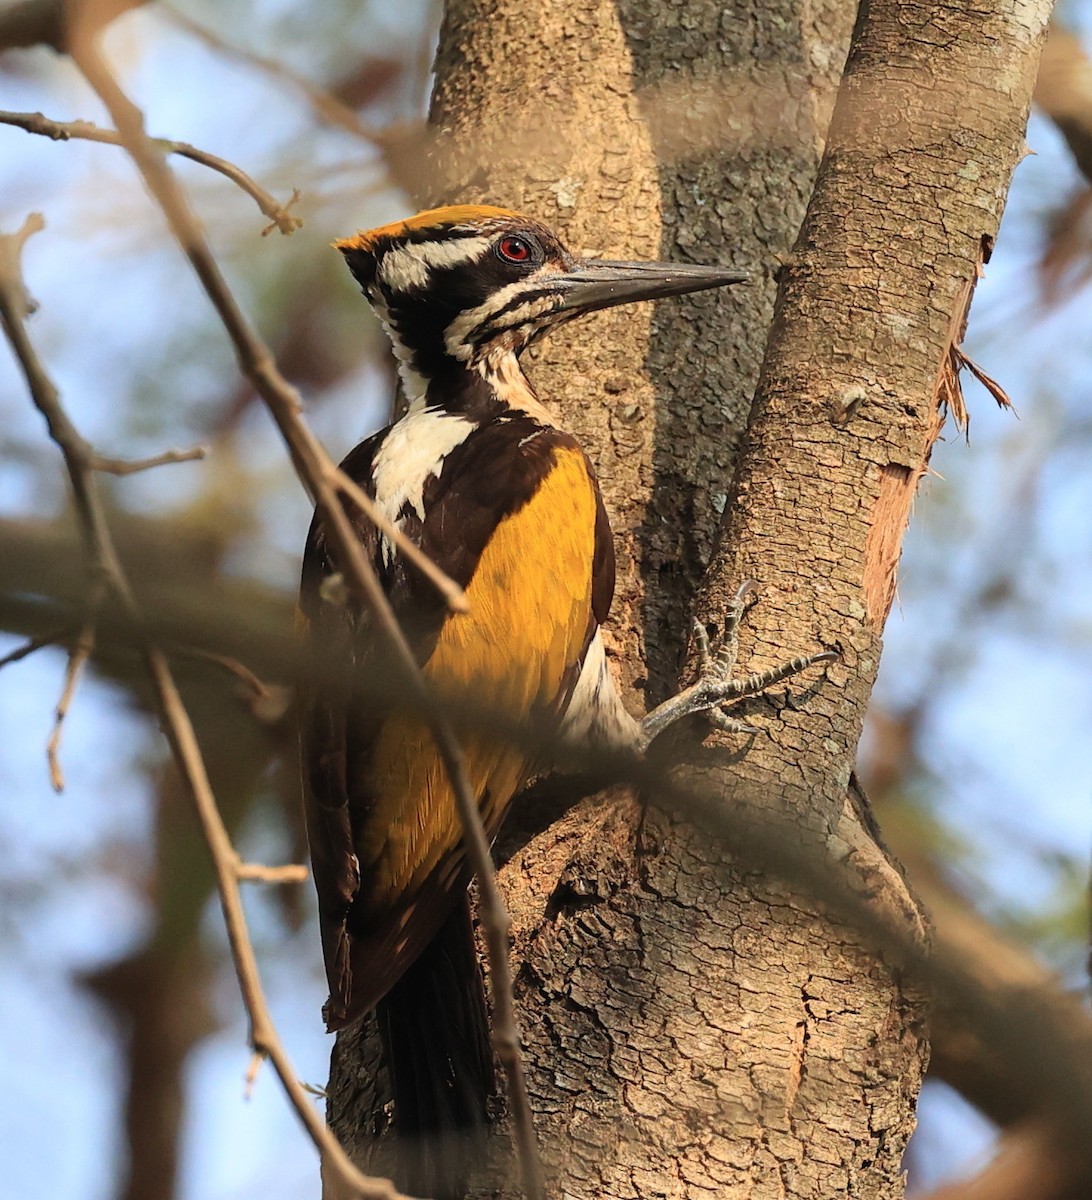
<box><xmin>424</xmin><ymin>369</ymin><xmax>505</xmax><ymax>421</ymax></box>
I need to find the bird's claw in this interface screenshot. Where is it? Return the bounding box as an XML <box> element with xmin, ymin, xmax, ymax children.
<box><xmin>703</xmin><ymin>707</ymin><xmax>760</xmax><ymax>737</ymax></box>
<box><xmin>640</xmin><ymin>582</ymin><xmax>837</xmax><ymax>746</ymax></box>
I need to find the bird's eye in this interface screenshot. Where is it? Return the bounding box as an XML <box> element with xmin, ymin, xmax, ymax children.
<box><xmin>496</xmin><ymin>235</ymin><xmax>535</xmax><ymax>265</ymax></box>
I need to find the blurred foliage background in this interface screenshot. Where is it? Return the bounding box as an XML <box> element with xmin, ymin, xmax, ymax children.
<box><xmin>1</xmin><ymin>1</ymin><xmax>1091</xmax><ymax>1197</ymax></box>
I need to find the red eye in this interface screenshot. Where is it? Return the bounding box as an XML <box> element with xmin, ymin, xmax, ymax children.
<box><xmin>497</xmin><ymin>235</ymin><xmax>533</xmax><ymax>264</ymax></box>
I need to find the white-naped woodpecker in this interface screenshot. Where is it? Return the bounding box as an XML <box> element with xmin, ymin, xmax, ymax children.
<box><xmin>298</xmin><ymin>205</ymin><xmax>836</xmax><ymax>1197</ymax></box>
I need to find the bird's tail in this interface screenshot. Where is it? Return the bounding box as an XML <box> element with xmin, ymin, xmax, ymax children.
<box><xmin>376</xmin><ymin>895</ymin><xmax>496</xmax><ymax>1199</ymax></box>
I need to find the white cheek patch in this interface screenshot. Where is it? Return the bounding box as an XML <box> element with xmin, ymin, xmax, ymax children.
<box><xmin>444</xmin><ymin>283</ymin><xmax>557</xmax><ymax>360</ymax></box>
<box><xmin>378</xmin><ymin>237</ymin><xmax>494</xmax><ymax>293</ymax></box>
<box><xmin>417</xmin><ymin>237</ymin><xmax>493</xmax><ymax>270</ymax></box>
<box><xmin>371</xmin><ymin>404</ymin><xmax>475</xmax><ymax>563</ymax></box>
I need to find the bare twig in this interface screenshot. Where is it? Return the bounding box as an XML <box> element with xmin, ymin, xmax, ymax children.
<box><xmin>0</xmin><ymin>110</ymin><xmax>302</xmax><ymax>235</ymax></box>
<box><xmin>46</xmin><ymin>608</ymin><xmax>98</xmax><ymax>791</ymax></box>
<box><xmin>237</xmin><ymin>861</ymin><xmax>310</xmax><ymax>884</ymax></box>
<box><xmin>244</xmin><ymin>1049</ymin><xmax>265</xmax><ymax>1100</ymax></box>
<box><xmin>0</xmin><ymin>211</ymin><xmax>44</xmax><ymax>318</ymax></box>
<box><xmin>69</xmin><ymin>40</ymin><xmax>543</xmax><ymax>1199</ymax></box>
<box><xmin>0</xmin><ymin>625</ymin><xmax>74</xmax><ymax>669</ymax></box>
<box><xmin>0</xmin><ymin>215</ymin><xmax>408</xmax><ymax>1200</ymax></box>
<box><xmin>179</xmin><ymin>648</ymin><xmax>266</xmax><ymax>699</ymax></box>
<box><xmin>92</xmin><ymin>445</ymin><xmax>207</xmax><ymax>475</ymax></box>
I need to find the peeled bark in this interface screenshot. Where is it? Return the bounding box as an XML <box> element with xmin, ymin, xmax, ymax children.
<box><xmin>327</xmin><ymin>0</ymin><xmax>1053</xmax><ymax>1195</ymax></box>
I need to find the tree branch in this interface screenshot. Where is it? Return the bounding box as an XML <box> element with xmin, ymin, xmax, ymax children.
<box><xmin>0</xmin><ymin>110</ymin><xmax>302</xmax><ymax>235</ymax></box>
<box><xmin>91</xmin><ymin>445</ymin><xmax>207</xmax><ymax>474</ymax></box>
<box><xmin>0</xmin><ymin>624</ymin><xmax>74</xmax><ymax>669</ymax></box>
<box><xmin>46</xmin><ymin>607</ymin><xmax>97</xmax><ymax>791</ymax></box>
<box><xmin>0</xmin><ymin>0</ymin><xmax>145</xmax><ymax>55</ymax></box>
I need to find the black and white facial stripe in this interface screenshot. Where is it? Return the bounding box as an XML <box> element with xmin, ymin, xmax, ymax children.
<box><xmin>340</xmin><ymin>217</ymin><xmax>574</xmax><ymax>386</ymax></box>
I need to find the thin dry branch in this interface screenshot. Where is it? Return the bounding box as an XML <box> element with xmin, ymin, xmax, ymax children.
<box><xmin>169</xmin><ymin>645</ymin><xmax>292</xmax><ymax>725</ymax></box>
<box><xmin>69</xmin><ymin>39</ymin><xmax>543</xmax><ymax>1199</ymax></box>
<box><xmin>237</xmin><ymin>861</ymin><xmax>310</xmax><ymax>884</ymax></box>
<box><xmin>0</xmin><ymin>215</ymin><xmax>409</xmax><ymax>1200</ymax></box>
<box><xmin>0</xmin><ymin>210</ymin><xmax>44</xmax><ymax>316</ymax></box>
<box><xmin>0</xmin><ymin>109</ymin><xmax>302</xmax><ymax>235</ymax></box>
<box><xmin>46</xmin><ymin>607</ymin><xmax>97</xmax><ymax>792</ymax></box>
<box><xmin>0</xmin><ymin>625</ymin><xmax>74</xmax><ymax>668</ymax></box>
<box><xmin>92</xmin><ymin>445</ymin><xmax>207</xmax><ymax>475</ymax></box>
<box><xmin>333</xmin><ymin>466</ymin><xmax>469</xmax><ymax>614</ymax></box>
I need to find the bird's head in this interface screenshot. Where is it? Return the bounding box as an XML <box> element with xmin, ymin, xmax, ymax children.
<box><xmin>335</xmin><ymin>205</ymin><xmax>747</xmax><ymax>397</ymax></box>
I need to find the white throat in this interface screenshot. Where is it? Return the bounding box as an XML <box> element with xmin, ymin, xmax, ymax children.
<box><xmin>477</xmin><ymin>349</ymin><xmax>557</xmax><ymax>427</ymax></box>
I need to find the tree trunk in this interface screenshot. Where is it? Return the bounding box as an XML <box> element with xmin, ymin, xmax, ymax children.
<box><xmin>327</xmin><ymin>0</ymin><xmax>1053</xmax><ymax>1195</ymax></box>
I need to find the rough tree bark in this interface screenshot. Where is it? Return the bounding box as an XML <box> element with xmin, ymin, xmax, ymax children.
<box><xmin>326</xmin><ymin>0</ymin><xmax>1053</xmax><ymax>1196</ymax></box>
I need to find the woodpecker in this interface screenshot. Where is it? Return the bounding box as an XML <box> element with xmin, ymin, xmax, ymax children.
<box><xmin>298</xmin><ymin>205</ymin><xmax>833</xmax><ymax>1196</ymax></box>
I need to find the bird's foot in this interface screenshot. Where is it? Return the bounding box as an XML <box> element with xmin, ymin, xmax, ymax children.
<box><xmin>640</xmin><ymin>581</ymin><xmax>838</xmax><ymax>746</ymax></box>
